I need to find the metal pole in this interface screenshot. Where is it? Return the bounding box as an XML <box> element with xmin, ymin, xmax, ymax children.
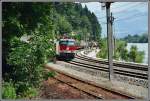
<box><xmin>148</xmin><ymin>0</ymin><xmax>150</xmax><ymax>99</ymax></box>
<box><xmin>113</xmin><ymin>21</ymin><xmax>116</xmax><ymax>56</ymax></box>
<box><xmin>106</xmin><ymin>2</ymin><xmax>114</xmax><ymax>80</ymax></box>
<box><xmin>111</xmin><ymin>12</ymin><xmax>115</xmax><ymax>56</ymax></box>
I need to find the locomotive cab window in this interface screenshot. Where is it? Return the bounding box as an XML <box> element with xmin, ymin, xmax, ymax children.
<box><xmin>59</xmin><ymin>40</ymin><xmax>75</xmax><ymax>46</ymax></box>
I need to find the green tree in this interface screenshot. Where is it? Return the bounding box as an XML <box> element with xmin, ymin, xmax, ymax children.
<box><xmin>96</xmin><ymin>38</ymin><xmax>108</xmax><ymax>59</ymax></box>
<box><xmin>115</xmin><ymin>40</ymin><xmax>128</xmax><ymax>61</ymax></box>
<box><xmin>129</xmin><ymin>46</ymin><xmax>138</xmax><ymax>62</ymax></box>
<box><xmin>135</xmin><ymin>51</ymin><xmax>144</xmax><ymax>63</ymax></box>
<box><xmin>7</xmin><ymin>33</ymin><xmax>55</xmax><ymax>97</ymax></box>
<box><xmin>120</xmin><ymin>49</ymin><xmax>129</xmax><ymax>61</ymax></box>
<box><xmin>57</xmin><ymin>16</ymin><xmax>72</xmax><ymax>34</ymax></box>
<box><xmin>128</xmin><ymin>45</ymin><xmax>144</xmax><ymax>63</ymax></box>
<box><xmin>97</xmin><ymin>39</ymin><xmax>144</xmax><ymax>63</ymax></box>
<box><xmin>3</xmin><ymin>2</ymin><xmax>102</xmax><ymax>98</ymax></box>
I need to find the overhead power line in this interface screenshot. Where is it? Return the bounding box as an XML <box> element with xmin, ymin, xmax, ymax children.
<box><xmin>100</xmin><ymin>12</ymin><xmax>147</xmax><ymax>24</ymax></box>
<box><xmin>115</xmin><ymin>13</ymin><xmax>147</xmax><ymax>22</ymax></box>
<box><xmin>111</xmin><ymin>2</ymin><xmax>144</xmax><ymax>9</ymax></box>
<box><xmin>97</xmin><ymin>2</ymin><xmax>146</xmax><ymax>20</ymax></box>
<box><xmin>111</xmin><ymin>2</ymin><xmax>145</xmax><ymax>13</ymax></box>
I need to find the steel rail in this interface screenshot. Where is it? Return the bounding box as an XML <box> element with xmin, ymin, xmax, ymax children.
<box><xmin>45</xmin><ymin>66</ymin><xmax>136</xmax><ymax>99</ymax></box>
<box><xmin>77</xmin><ymin>52</ymin><xmax>148</xmax><ymax>67</ymax></box>
<box><xmin>68</xmin><ymin>60</ymin><xmax>148</xmax><ymax>79</ymax></box>
<box><xmin>71</xmin><ymin>58</ymin><xmax>147</xmax><ymax>75</ymax></box>
<box><xmin>54</xmin><ymin>76</ymin><xmax>103</xmax><ymax>99</ymax></box>
<box><xmin>76</xmin><ymin>53</ymin><xmax>148</xmax><ymax>71</ymax></box>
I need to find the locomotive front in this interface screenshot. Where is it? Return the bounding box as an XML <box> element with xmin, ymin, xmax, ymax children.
<box><xmin>56</xmin><ymin>39</ymin><xmax>77</xmax><ymax>59</ymax></box>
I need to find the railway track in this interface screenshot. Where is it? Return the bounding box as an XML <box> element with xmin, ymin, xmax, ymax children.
<box><xmin>68</xmin><ymin>60</ymin><xmax>147</xmax><ymax>80</ymax></box>
<box><xmin>76</xmin><ymin>52</ymin><xmax>148</xmax><ymax>71</ymax></box>
<box><xmin>45</xmin><ymin>66</ymin><xmax>136</xmax><ymax>99</ymax></box>
<box><xmin>71</xmin><ymin>52</ymin><xmax>148</xmax><ymax>80</ymax></box>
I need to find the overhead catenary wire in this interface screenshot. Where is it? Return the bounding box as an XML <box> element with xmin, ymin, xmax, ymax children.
<box><xmin>111</xmin><ymin>2</ymin><xmax>146</xmax><ymax>13</ymax></box>
<box><xmin>110</xmin><ymin>2</ymin><xmax>146</xmax><ymax>10</ymax></box>
<box><xmin>97</xmin><ymin>2</ymin><xmax>146</xmax><ymax>20</ymax></box>
<box><xmin>100</xmin><ymin>12</ymin><xmax>147</xmax><ymax>24</ymax></box>
<box><xmin>115</xmin><ymin>13</ymin><xmax>147</xmax><ymax>22</ymax></box>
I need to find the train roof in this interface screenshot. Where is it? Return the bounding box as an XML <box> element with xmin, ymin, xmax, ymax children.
<box><xmin>60</xmin><ymin>39</ymin><xmax>75</xmax><ymax>41</ymax></box>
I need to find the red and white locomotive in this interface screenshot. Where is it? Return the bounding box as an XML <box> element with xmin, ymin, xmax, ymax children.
<box><xmin>56</xmin><ymin>38</ymin><xmax>77</xmax><ymax>59</ymax></box>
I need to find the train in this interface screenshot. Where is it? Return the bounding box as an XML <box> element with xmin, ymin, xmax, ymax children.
<box><xmin>56</xmin><ymin>38</ymin><xmax>78</xmax><ymax>59</ymax></box>
<box><xmin>55</xmin><ymin>38</ymin><xmax>99</xmax><ymax>60</ymax></box>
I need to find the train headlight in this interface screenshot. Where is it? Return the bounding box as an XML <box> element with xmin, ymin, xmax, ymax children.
<box><xmin>66</xmin><ymin>47</ymin><xmax>69</xmax><ymax>50</ymax></box>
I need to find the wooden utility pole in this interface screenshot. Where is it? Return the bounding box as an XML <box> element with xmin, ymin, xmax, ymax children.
<box><xmin>106</xmin><ymin>2</ymin><xmax>114</xmax><ymax>80</ymax></box>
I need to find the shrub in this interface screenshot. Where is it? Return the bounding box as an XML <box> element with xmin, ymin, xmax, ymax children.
<box><xmin>44</xmin><ymin>71</ymin><xmax>56</xmax><ymax>80</ymax></box>
<box><xmin>6</xmin><ymin>34</ymin><xmax>55</xmax><ymax>97</ymax></box>
<box><xmin>22</xmin><ymin>87</ymin><xmax>38</xmax><ymax>98</ymax></box>
<box><xmin>2</xmin><ymin>81</ymin><xmax>16</xmax><ymax>99</ymax></box>
<box><xmin>96</xmin><ymin>38</ymin><xmax>108</xmax><ymax>59</ymax></box>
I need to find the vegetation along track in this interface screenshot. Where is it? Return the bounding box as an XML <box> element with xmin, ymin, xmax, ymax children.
<box><xmin>67</xmin><ymin>53</ymin><xmax>148</xmax><ymax>80</ymax></box>
<box><xmin>45</xmin><ymin>67</ymin><xmax>136</xmax><ymax>99</ymax></box>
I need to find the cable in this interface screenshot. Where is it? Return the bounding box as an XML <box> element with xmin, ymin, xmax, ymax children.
<box><xmin>115</xmin><ymin>13</ymin><xmax>147</xmax><ymax>22</ymax></box>
<box><xmin>111</xmin><ymin>2</ymin><xmax>145</xmax><ymax>13</ymax></box>
<box><xmin>99</xmin><ymin>12</ymin><xmax>147</xmax><ymax>24</ymax></box>
<box><xmin>97</xmin><ymin>2</ymin><xmax>146</xmax><ymax>20</ymax></box>
<box><xmin>111</xmin><ymin>2</ymin><xmax>138</xmax><ymax>9</ymax></box>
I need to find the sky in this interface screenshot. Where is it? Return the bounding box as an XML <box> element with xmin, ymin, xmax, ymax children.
<box><xmin>81</xmin><ymin>2</ymin><xmax>148</xmax><ymax>38</ymax></box>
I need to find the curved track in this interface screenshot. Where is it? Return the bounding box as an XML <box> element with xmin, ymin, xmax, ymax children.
<box><xmin>66</xmin><ymin>52</ymin><xmax>148</xmax><ymax>80</ymax></box>
<box><xmin>76</xmin><ymin>52</ymin><xmax>148</xmax><ymax>71</ymax></box>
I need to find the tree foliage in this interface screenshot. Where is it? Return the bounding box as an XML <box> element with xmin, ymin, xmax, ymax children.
<box><xmin>2</xmin><ymin>2</ymin><xmax>101</xmax><ymax>98</ymax></box>
<box><xmin>96</xmin><ymin>38</ymin><xmax>108</xmax><ymax>58</ymax></box>
<box><xmin>97</xmin><ymin>38</ymin><xmax>144</xmax><ymax>63</ymax></box>
<box><xmin>128</xmin><ymin>45</ymin><xmax>144</xmax><ymax>63</ymax></box>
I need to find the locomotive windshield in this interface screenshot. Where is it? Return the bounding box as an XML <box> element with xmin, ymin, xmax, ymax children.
<box><xmin>59</xmin><ymin>40</ymin><xmax>75</xmax><ymax>46</ymax></box>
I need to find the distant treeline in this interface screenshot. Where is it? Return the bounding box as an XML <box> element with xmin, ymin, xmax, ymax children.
<box><xmin>122</xmin><ymin>33</ymin><xmax>148</xmax><ymax>43</ymax></box>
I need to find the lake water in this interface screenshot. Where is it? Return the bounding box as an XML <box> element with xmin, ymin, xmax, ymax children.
<box><xmin>126</xmin><ymin>43</ymin><xmax>148</xmax><ymax>64</ymax></box>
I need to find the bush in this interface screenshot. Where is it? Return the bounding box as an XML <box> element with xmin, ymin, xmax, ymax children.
<box><xmin>135</xmin><ymin>51</ymin><xmax>144</xmax><ymax>63</ymax></box>
<box><xmin>97</xmin><ymin>39</ymin><xmax>144</xmax><ymax>63</ymax></box>
<box><xmin>129</xmin><ymin>45</ymin><xmax>144</xmax><ymax>63</ymax></box>
<box><xmin>2</xmin><ymin>81</ymin><xmax>16</xmax><ymax>99</ymax></box>
<box><xmin>6</xmin><ymin>34</ymin><xmax>55</xmax><ymax>97</ymax></box>
<box><xmin>96</xmin><ymin>38</ymin><xmax>108</xmax><ymax>59</ymax></box>
<box><xmin>44</xmin><ymin>71</ymin><xmax>56</xmax><ymax>80</ymax></box>
<box><xmin>22</xmin><ymin>87</ymin><xmax>38</xmax><ymax>98</ymax></box>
